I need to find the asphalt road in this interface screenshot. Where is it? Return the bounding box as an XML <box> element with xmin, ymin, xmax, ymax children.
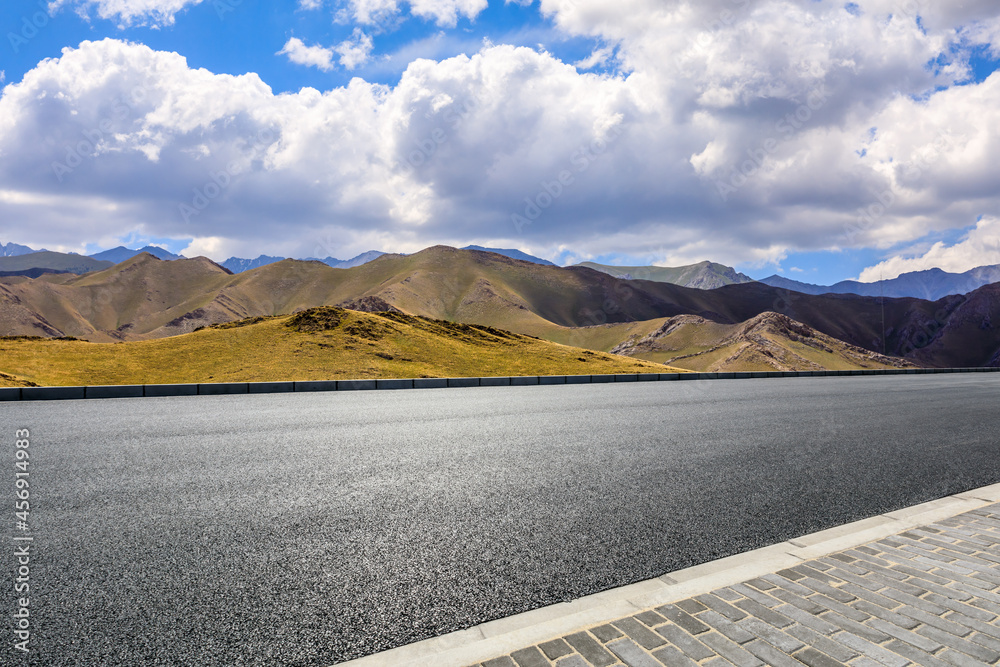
<box><xmin>2</xmin><ymin>375</ymin><xmax>999</xmax><ymax>666</ymax></box>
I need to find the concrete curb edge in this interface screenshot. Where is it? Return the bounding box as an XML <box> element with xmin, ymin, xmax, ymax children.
<box><xmin>3</xmin><ymin>367</ymin><xmax>998</xmax><ymax>402</ymax></box>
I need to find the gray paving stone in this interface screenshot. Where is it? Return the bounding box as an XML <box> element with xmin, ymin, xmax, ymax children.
<box><xmin>883</xmin><ymin>639</ymin><xmax>951</xmax><ymax>667</ymax></box>
<box><xmin>815</xmin><ymin>610</ymin><xmax>890</xmax><ymax>643</ymax></box>
<box><xmin>607</xmin><ymin>638</ymin><xmax>661</xmax><ymax>667</ymax></box>
<box><xmin>649</xmin><ymin>645</ymin><xmax>698</xmax><ymax>667</ymax></box>
<box><xmin>635</xmin><ymin>611</ymin><xmax>665</xmax><ymax>627</ymax></box>
<box><xmin>785</xmin><ymin>625</ymin><xmax>858</xmax><ymax>663</ymax></box>
<box><xmin>591</xmin><ymin>624</ymin><xmax>624</xmax><ymax>643</ymax></box>
<box><xmin>674</xmin><ymin>599</ymin><xmax>707</xmax><ymax>614</ymax></box>
<box><xmin>696</xmin><ymin>610</ymin><xmax>756</xmax><ymax>643</ymax></box>
<box><xmin>564</xmin><ymin>632</ymin><xmax>617</xmax><ymax>667</ymax></box>
<box><xmin>742</xmin><ymin>639</ymin><xmax>802</xmax><ymax>667</ymax></box>
<box><xmin>483</xmin><ymin>657</ymin><xmax>517</xmax><ymax>667</ymax></box>
<box><xmin>698</xmin><ymin>632</ymin><xmax>763</xmax><ymax>667</ymax></box>
<box><xmin>694</xmin><ymin>594</ymin><xmax>746</xmax><ymax>621</ymax></box>
<box><xmin>834</xmin><ymin>631</ymin><xmax>911</xmax><ymax>667</ymax></box>
<box><xmin>735</xmin><ymin>618</ymin><xmax>803</xmax><ymax>653</ymax></box>
<box><xmin>937</xmin><ymin>648</ymin><xmax>996</xmax><ymax>667</ymax></box>
<box><xmin>612</xmin><ymin>617</ymin><xmax>666</xmax><ymax>650</ymax></box>
<box><xmin>511</xmin><ymin>646</ymin><xmax>550</xmax><ymax>667</ymax></box>
<box><xmin>730</xmin><ymin>583</ymin><xmax>781</xmax><ymax>608</ymax></box>
<box><xmin>792</xmin><ymin>647</ymin><xmax>842</xmax><ymax>667</ymax></box>
<box><xmin>898</xmin><ymin>605</ymin><xmax>975</xmax><ymax>637</ymax></box>
<box><xmin>539</xmin><ymin>638</ymin><xmax>575</xmax><ymax>660</ymax></box>
<box><xmin>865</xmin><ymin>617</ymin><xmax>942</xmax><ymax>652</ymax></box>
<box><xmin>653</xmin><ymin>624</ymin><xmax>714</xmax><ymax>661</ymax></box>
<box><xmin>916</xmin><ymin>625</ymin><xmax>1000</xmax><ymax>664</ymax></box>
<box><xmin>732</xmin><ymin>598</ymin><xmax>793</xmax><ymax>627</ymax></box>
<box><xmin>654</xmin><ymin>605</ymin><xmax>709</xmax><ymax>635</ymax></box>
<box><xmin>555</xmin><ymin>656</ymin><xmax>591</xmax><ymax>667</ymax></box>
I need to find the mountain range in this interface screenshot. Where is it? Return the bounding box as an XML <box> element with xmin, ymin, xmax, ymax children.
<box><xmin>760</xmin><ymin>266</ymin><xmax>1000</xmax><ymax>301</ymax></box>
<box><xmin>2</xmin><ymin>246</ymin><xmax>997</xmax><ymax>371</ymax></box>
<box><xmin>3</xmin><ymin>239</ymin><xmax>1000</xmax><ymax>302</ymax></box>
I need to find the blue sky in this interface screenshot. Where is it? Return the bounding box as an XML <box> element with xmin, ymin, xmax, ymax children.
<box><xmin>1</xmin><ymin>0</ymin><xmax>1000</xmax><ymax>285</ymax></box>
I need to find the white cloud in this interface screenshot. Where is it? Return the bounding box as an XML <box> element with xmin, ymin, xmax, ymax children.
<box><xmin>341</xmin><ymin>0</ymin><xmax>487</xmax><ymax>27</ymax></box>
<box><xmin>298</xmin><ymin>0</ymin><xmax>323</xmax><ymax>9</ymax></box>
<box><xmin>277</xmin><ymin>37</ymin><xmax>336</xmax><ymax>72</ymax></box>
<box><xmin>858</xmin><ymin>217</ymin><xmax>1000</xmax><ymax>281</ymax></box>
<box><xmin>50</xmin><ymin>0</ymin><xmax>203</xmax><ymax>26</ymax></box>
<box><xmin>335</xmin><ymin>30</ymin><xmax>375</xmax><ymax>70</ymax></box>
<box><xmin>2</xmin><ymin>0</ymin><xmax>1000</xmax><ymax>269</ymax></box>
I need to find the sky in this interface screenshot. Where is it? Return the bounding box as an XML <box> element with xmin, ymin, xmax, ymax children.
<box><xmin>0</xmin><ymin>0</ymin><xmax>999</xmax><ymax>284</ymax></box>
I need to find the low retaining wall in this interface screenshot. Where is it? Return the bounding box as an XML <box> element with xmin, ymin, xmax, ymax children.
<box><xmin>1</xmin><ymin>367</ymin><xmax>997</xmax><ymax>402</ymax></box>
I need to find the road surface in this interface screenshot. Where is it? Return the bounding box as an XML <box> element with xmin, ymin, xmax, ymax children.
<box><xmin>2</xmin><ymin>374</ymin><xmax>999</xmax><ymax>666</ymax></box>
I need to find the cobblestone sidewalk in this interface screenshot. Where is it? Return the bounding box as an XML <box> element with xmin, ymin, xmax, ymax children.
<box><xmin>471</xmin><ymin>504</ymin><xmax>1000</xmax><ymax>667</ymax></box>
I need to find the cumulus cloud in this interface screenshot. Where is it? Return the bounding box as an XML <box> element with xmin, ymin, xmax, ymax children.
<box><xmin>335</xmin><ymin>30</ymin><xmax>375</xmax><ymax>70</ymax></box>
<box><xmin>340</xmin><ymin>0</ymin><xmax>487</xmax><ymax>27</ymax></box>
<box><xmin>50</xmin><ymin>0</ymin><xmax>203</xmax><ymax>26</ymax></box>
<box><xmin>858</xmin><ymin>217</ymin><xmax>1000</xmax><ymax>281</ymax></box>
<box><xmin>2</xmin><ymin>0</ymin><xmax>1000</xmax><ymax>267</ymax></box>
<box><xmin>277</xmin><ymin>38</ymin><xmax>336</xmax><ymax>71</ymax></box>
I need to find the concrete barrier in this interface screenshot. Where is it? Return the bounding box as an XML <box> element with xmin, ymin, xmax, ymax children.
<box><xmin>22</xmin><ymin>386</ymin><xmax>85</xmax><ymax>400</ymax></box>
<box><xmin>10</xmin><ymin>365</ymin><xmax>999</xmax><ymax>401</ymax></box>
<box><xmin>249</xmin><ymin>382</ymin><xmax>294</xmax><ymax>394</ymax></box>
<box><xmin>414</xmin><ymin>378</ymin><xmax>449</xmax><ymax>389</ymax></box>
<box><xmin>293</xmin><ymin>381</ymin><xmax>338</xmax><ymax>392</ymax></box>
<box><xmin>145</xmin><ymin>384</ymin><xmax>198</xmax><ymax>397</ymax></box>
<box><xmin>377</xmin><ymin>379</ymin><xmax>413</xmax><ymax>390</ymax></box>
<box><xmin>338</xmin><ymin>380</ymin><xmax>377</xmax><ymax>391</ymax></box>
<box><xmin>85</xmin><ymin>385</ymin><xmax>143</xmax><ymax>399</ymax></box>
<box><xmin>199</xmin><ymin>383</ymin><xmax>248</xmax><ymax>395</ymax></box>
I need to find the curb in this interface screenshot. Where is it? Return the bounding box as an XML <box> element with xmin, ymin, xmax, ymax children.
<box><xmin>335</xmin><ymin>481</ymin><xmax>1000</xmax><ymax>667</ymax></box>
<box><xmin>2</xmin><ymin>367</ymin><xmax>998</xmax><ymax>402</ymax></box>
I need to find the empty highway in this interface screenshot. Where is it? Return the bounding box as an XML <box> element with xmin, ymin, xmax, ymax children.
<box><xmin>2</xmin><ymin>374</ymin><xmax>1000</xmax><ymax>666</ymax></box>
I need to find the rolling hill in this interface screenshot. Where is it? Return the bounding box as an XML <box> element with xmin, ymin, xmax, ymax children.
<box><xmin>2</xmin><ymin>245</ymin><xmax>999</xmax><ymax>368</ymax></box>
<box><xmin>0</xmin><ymin>306</ymin><xmax>682</xmax><ymax>387</ymax></box>
<box><xmin>608</xmin><ymin>312</ymin><xmax>914</xmax><ymax>372</ymax></box>
<box><xmin>578</xmin><ymin>261</ymin><xmax>755</xmax><ymax>289</ymax></box>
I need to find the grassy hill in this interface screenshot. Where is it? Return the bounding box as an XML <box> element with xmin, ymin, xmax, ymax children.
<box><xmin>608</xmin><ymin>312</ymin><xmax>915</xmax><ymax>372</ymax></box>
<box><xmin>0</xmin><ymin>307</ymin><xmax>684</xmax><ymax>387</ymax></box>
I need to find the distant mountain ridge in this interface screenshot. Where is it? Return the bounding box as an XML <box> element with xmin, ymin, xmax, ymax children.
<box><xmin>761</xmin><ymin>265</ymin><xmax>1000</xmax><ymax>301</ymax></box>
<box><xmin>89</xmin><ymin>245</ymin><xmax>183</xmax><ymax>263</ymax></box>
<box><xmin>1</xmin><ymin>242</ymin><xmax>36</xmax><ymax>257</ymax></box>
<box><xmin>462</xmin><ymin>246</ymin><xmax>555</xmax><ymax>266</ymax></box>
<box><xmin>579</xmin><ymin>260</ymin><xmax>755</xmax><ymax>290</ymax></box>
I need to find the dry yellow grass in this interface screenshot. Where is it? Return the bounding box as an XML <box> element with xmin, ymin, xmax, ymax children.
<box><xmin>0</xmin><ymin>307</ymin><xmax>687</xmax><ymax>387</ymax></box>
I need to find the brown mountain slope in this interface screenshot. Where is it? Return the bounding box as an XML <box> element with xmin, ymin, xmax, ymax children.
<box><xmin>609</xmin><ymin>312</ymin><xmax>915</xmax><ymax>372</ymax></box>
<box><xmin>2</xmin><ymin>245</ymin><xmax>999</xmax><ymax>367</ymax></box>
